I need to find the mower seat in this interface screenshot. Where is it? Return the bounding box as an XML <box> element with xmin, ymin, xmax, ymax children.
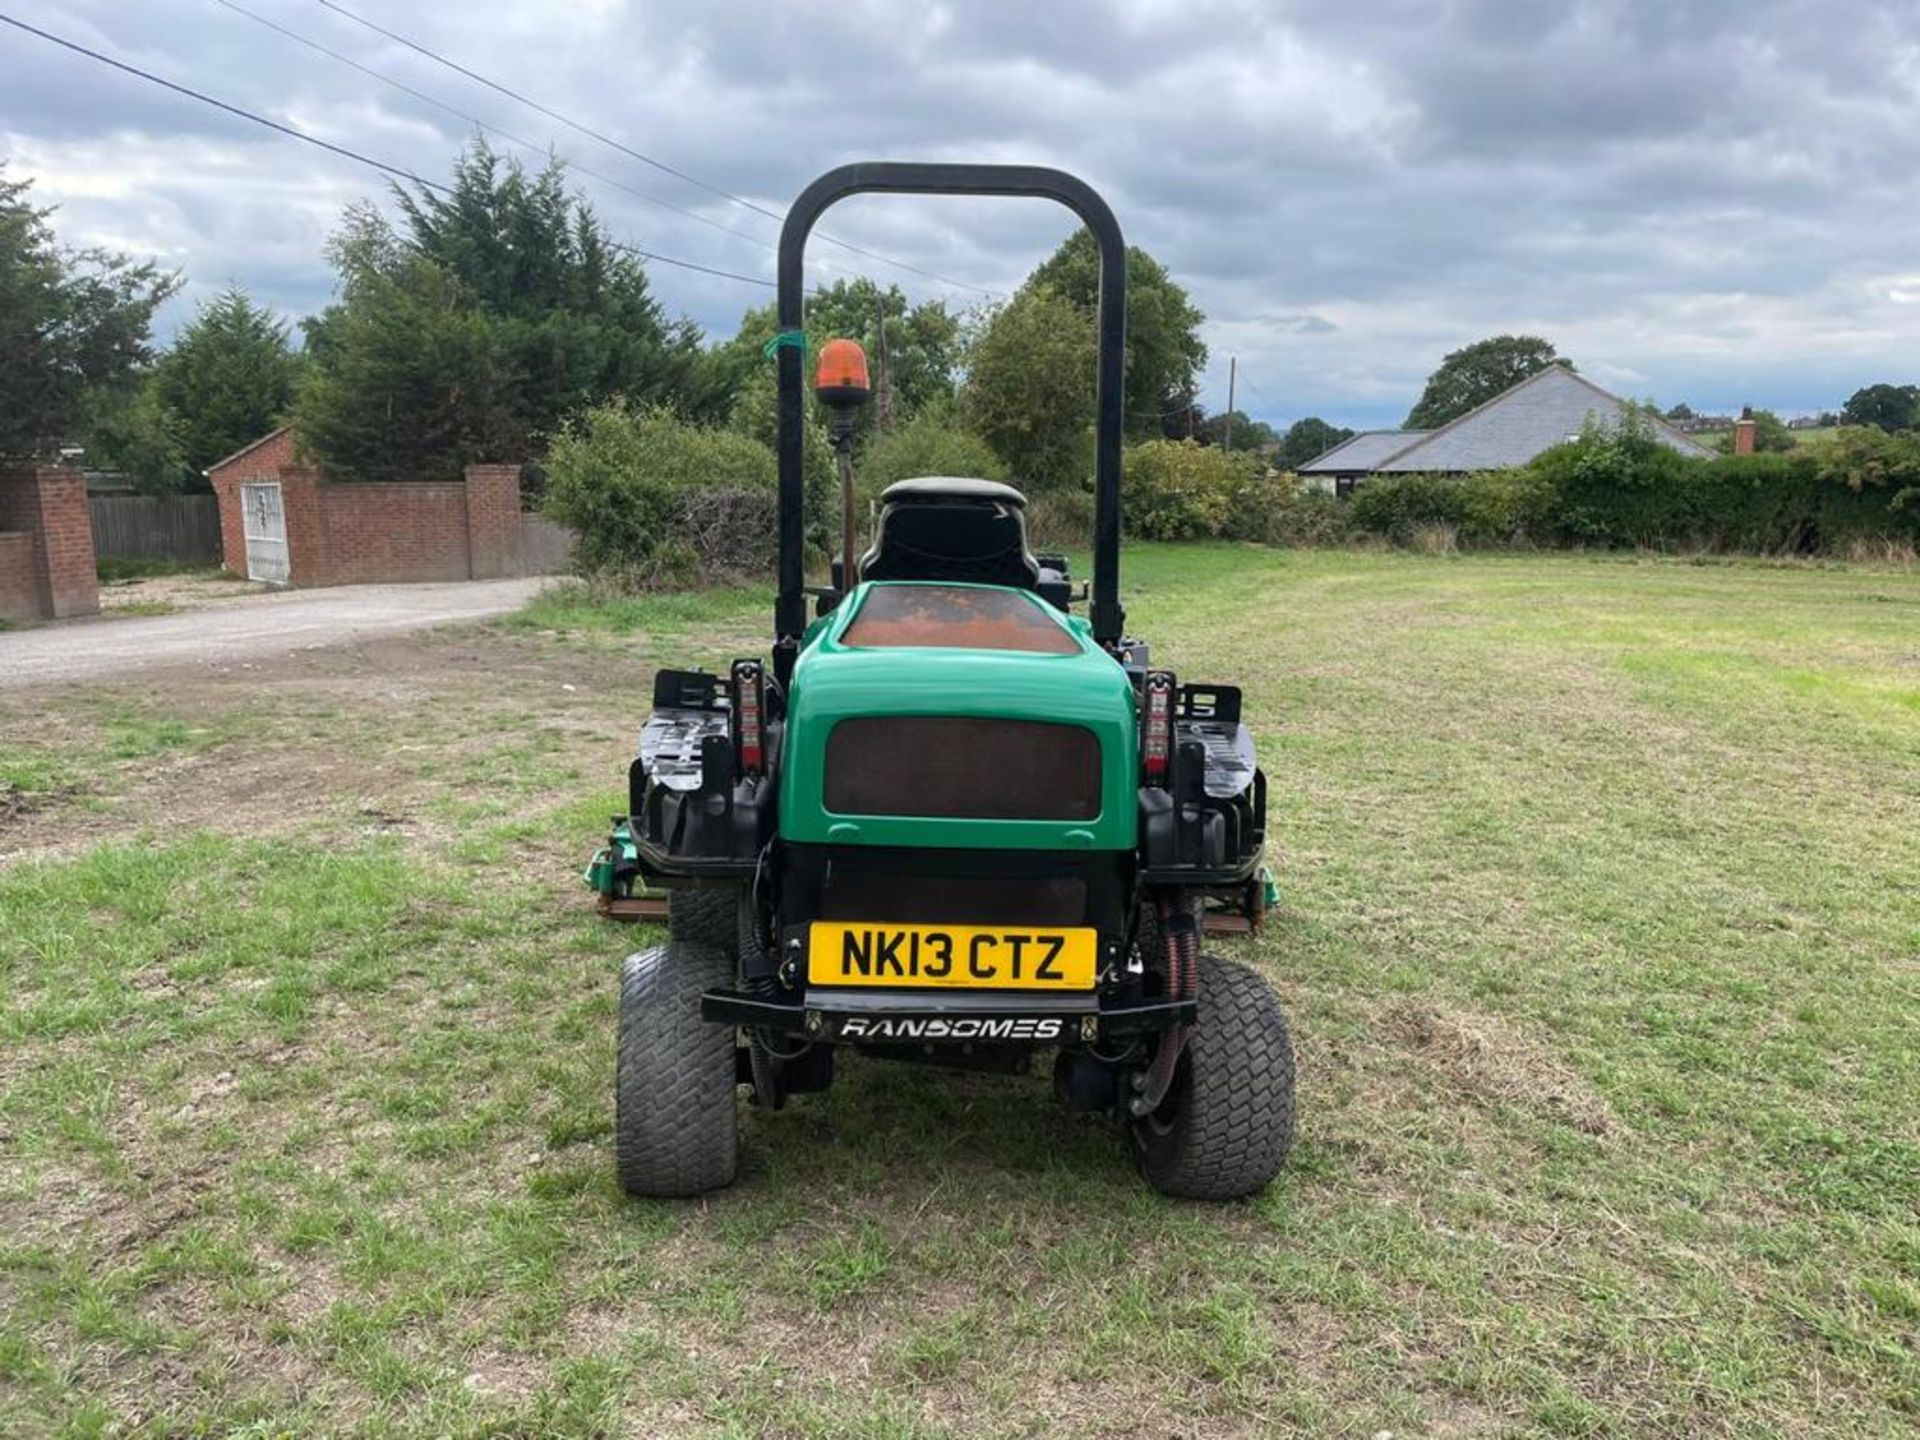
<box><xmin>858</xmin><ymin>477</ymin><xmax>1042</xmax><ymax>591</ymax></box>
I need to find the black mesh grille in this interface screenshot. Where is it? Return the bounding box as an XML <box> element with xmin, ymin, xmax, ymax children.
<box><xmin>825</xmin><ymin>716</ymin><xmax>1101</xmax><ymax>821</ymax></box>
<box><xmin>821</xmin><ymin>872</ymin><xmax>1088</xmax><ymax>926</ymax></box>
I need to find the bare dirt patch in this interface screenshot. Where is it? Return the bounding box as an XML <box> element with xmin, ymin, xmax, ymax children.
<box><xmin>0</xmin><ymin>778</ymin><xmax>75</xmax><ymax>825</ymax></box>
<box><xmin>0</xmin><ymin>626</ymin><xmax>648</xmax><ymax>872</ymax></box>
<box><xmin>0</xmin><ymin>737</ymin><xmax>379</xmax><ymax>866</ymax></box>
<box><xmin>1382</xmin><ymin>998</ymin><xmax>1616</xmax><ymax>1136</ymax></box>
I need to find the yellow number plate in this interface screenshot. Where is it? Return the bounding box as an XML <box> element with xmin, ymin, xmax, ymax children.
<box><xmin>808</xmin><ymin>922</ymin><xmax>1097</xmax><ymax>990</ymax></box>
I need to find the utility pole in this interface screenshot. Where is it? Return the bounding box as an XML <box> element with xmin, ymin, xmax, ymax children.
<box><xmin>873</xmin><ymin>292</ymin><xmax>895</xmax><ymax>432</ymax></box>
<box><xmin>1224</xmin><ymin>356</ymin><xmax>1237</xmax><ymax>451</ymax></box>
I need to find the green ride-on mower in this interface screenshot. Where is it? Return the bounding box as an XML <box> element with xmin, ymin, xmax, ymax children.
<box><xmin>586</xmin><ymin>163</ymin><xmax>1294</xmax><ymax>1200</ymax></box>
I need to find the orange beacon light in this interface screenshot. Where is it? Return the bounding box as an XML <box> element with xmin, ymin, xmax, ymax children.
<box><xmin>813</xmin><ymin>338</ymin><xmax>871</xmax><ymax>410</ymax></box>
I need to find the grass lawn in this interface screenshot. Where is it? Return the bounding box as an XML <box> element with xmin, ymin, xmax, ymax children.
<box><xmin>1782</xmin><ymin>426</ymin><xmax>1843</xmax><ymax>447</ymax></box>
<box><xmin>1</xmin><ymin>547</ymin><xmax>1916</xmax><ymax>1437</ymax></box>
<box><xmin>1687</xmin><ymin>425</ymin><xmax>1843</xmax><ymax>455</ymax></box>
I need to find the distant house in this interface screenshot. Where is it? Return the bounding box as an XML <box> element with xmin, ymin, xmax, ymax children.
<box><xmin>1300</xmin><ymin>367</ymin><xmax>1714</xmax><ymax>494</ymax></box>
<box><xmin>1295</xmin><ymin>430</ymin><xmax>1428</xmax><ymax>495</ymax></box>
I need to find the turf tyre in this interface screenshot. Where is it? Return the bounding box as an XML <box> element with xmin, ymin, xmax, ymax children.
<box><xmin>1134</xmin><ymin>953</ymin><xmax>1296</xmax><ymax>1200</ymax></box>
<box><xmin>614</xmin><ymin>889</ymin><xmax>740</xmax><ymax>1197</ymax></box>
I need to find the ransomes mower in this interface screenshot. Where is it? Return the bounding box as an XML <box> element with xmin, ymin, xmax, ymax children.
<box><xmin>587</xmin><ymin>163</ymin><xmax>1295</xmax><ymax>1199</ymax></box>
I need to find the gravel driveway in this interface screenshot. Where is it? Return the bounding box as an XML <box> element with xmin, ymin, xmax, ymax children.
<box><xmin>0</xmin><ymin>577</ymin><xmax>551</xmax><ymax>688</ymax></box>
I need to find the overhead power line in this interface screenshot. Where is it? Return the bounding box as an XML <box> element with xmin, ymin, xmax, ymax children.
<box><xmin>2</xmin><ymin>10</ymin><xmax>432</xmax><ymax>189</ymax></box>
<box><xmin>1236</xmin><ymin>370</ymin><xmax>1278</xmax><ymax>413</ymax></box>
<box><xmin>210</xmin><ymin>0</ymin><xmax>779</xmax><ymax>255</ymax></box>
<box><xmin>313</xmin><ymin>0</ymin><xmax>997</xmax><ymax>297</ymax></box>
<box><xmin>0</xmin><ymin>11</ymin><xmax>780</xmax><ymax>290</ymax></box>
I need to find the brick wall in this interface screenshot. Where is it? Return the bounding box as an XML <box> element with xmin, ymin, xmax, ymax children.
<box><xmin>463</xmin><ymin>464</ymin><xmax>523</xmax><ymax>579</ymax></box>
<box><xmin>0</xmin><ymin>532</ymin><xmax>38</xmax><ymax>624</ymax></box>
<box><xmin>279</xmin><ymin>468</ymin><xmax>329</xmax><ymax>587</ymax></box>
<box><xmin>321</xmin><ymin>480</ymin><xmax>473</xmax><ymax>585</ymax></box>
<box><xmin>0</xmin><ymin>465</ymin><xmax>99</xmax><ymax>620</ymax></box>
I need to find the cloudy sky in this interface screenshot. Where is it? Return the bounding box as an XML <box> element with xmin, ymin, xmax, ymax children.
<box><xmin>4</xmin><ymin>0</ymin><xmax>1918</xmax><ymax>429</ymax></box>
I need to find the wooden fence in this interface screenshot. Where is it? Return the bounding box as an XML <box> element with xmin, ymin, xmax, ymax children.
<box><xmin>89</xmin><ymin>494</ymin><xmax>222</xmax><ymax>565</ymax></box>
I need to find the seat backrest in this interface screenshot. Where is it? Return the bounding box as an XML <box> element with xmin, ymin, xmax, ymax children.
<box><xmin>858</xmin><ymin>477</ymin><xmax>1040</xmax><ymax>590</ymax></box>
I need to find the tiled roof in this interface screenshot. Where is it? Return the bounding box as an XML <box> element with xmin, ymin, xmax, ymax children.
<box><xmin>1374</xmin><ymin>367</ymin><xmax>1714</xmax><ymax>472</ymax></box>
<box><xmin>1299</xmin><ymin>429</ymin><xmax>1430</xmax><ymax>473</ymax></box>
<box><xmin>204</xmin><ymin>425</ymin><xmax>291</xmax><ymax>475</ymax></box>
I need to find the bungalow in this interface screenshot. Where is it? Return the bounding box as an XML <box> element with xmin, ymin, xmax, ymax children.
<box><xmin>1300</xmin><ymin>366</ymin><xmax>1714</xmax><ymax>494</ymax></box>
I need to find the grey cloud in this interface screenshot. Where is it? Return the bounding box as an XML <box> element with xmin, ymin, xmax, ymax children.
<box><xmin>1265</xmin><ymin>313</ymin><xmax>1339</xmax><ymax>335</ymax></box>
<box><xmin>3</xmin><ymin>0</ymin><xmax>1917</xmax><ymax>429</ymax></box>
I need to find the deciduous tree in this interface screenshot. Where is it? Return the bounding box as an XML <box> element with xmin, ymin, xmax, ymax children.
<box><xmin>1840</xmin><ymin>382</ymin><xmax>1919</xmax><ymax>433</ymax></box>
<box><xmin>1405</xmin><ymin>335</ymin><xmax>1568</xmax><ymax>429</ymax></box>
<box><xmin>1275</xmin><ymin>416</ymin><xmax>1354</xmax><ymax>470</ymax></box>
<box><xmin>962</xmin><ymin>287</ymin><xmax>1096</xmax><ymax>493</ymax></box>
<box><xmin>1026</xmin><ymin>228</ymin><xmax>1206</xmax><ymax>436</ymax></box>
<box><xmin>1197</xmin><ymin>410</ymin><xmax>1279</xmax><ymax>453</ymax></box>
<box><xmin>704</xmin><ymin>279</ymin><xmax>962</xmax><ymax>439</ymax></box>
<box><xmin>0</xmin><ymin>164</ymin><xmax>179</xmax><ymax>460</ymax></box>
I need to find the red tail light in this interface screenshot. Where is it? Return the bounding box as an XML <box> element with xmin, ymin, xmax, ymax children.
<box><xmin>1141</xmin><ymin>670</ymin><xmax>1175</xmax><ymax>786</ymax></box>
<box><xmin>732</xmin><ymin>659</ymin><xmax>765</xmax><ymax>775</ymax></box>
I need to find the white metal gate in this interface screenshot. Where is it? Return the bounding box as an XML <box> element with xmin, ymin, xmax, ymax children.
<box><xmin>240</xmin><ymin>481</ymin><xmax>289</xmax><ymax>584</ymax></box>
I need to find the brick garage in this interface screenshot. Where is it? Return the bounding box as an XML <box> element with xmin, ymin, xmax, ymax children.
<box><xmin>0</xmin><ymin>465</ymin><xmax>99</xmax><ymax>623</ymax></box>
<box><xmin>208</xmin><ymin>429</ymin><xmax>527</xmax><ymax>587</ymax></box>
<box><xmin>207</xmin><ymin>427</ymin><xmax>298</xmax><ymax>581</ymax></box>
<box><xmin>0</xmin><ymin>532</ymin><xmax>39</xmax><ymax>623</ymax></box>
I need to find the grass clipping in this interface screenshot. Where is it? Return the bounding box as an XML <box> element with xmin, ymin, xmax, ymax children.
<box><xmin>1384</xmin><ymin>999</ymin><xmax>1616</xmax><ymax>1136</ymax></box>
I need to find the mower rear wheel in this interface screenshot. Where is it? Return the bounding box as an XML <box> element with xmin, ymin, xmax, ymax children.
<box><xmin>1134</xmin><ymin>953</ymin><xmax>1296</xmax><ymax>1200</ymax></box>
<box><xmin>670</xmin><ymin>886</ymin><xmax>740</xmax><ymax>949</ymax></box>
<box><xmin>614</xmin><ymin>890</ymin><xmax>741</xmax><ymax>1198</ymax></box>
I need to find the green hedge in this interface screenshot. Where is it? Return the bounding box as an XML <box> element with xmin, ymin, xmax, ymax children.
<box><xmin>1348</xmin><ymin>472</ymin><xmax>1469</xmax><ymax>541</ymax></box>
<box><xmin>542</xmin><ymin>401</ymin><xmax>778</xmax><ymax>584</ymax></box>
<box><xmin>1343</xmin><ymin>419</ymin><xmax>1919</xmax><ymax>555</ymax></box>
<box><xmin>543</xmin><ymin>402</ymin><xmax>1915</xmax><ymax>583</ymax></box>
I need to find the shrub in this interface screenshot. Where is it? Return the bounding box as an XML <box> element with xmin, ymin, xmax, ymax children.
<box><xmin>542</xmin><ymin>401</ymin><xmax>777</xmax><ymax>584</ymax></box>
<box><xmin>1221</xmin><ymin>467</ymin><xmax>1296</xmax><ymax>543</ymax></box>
<box><xmin>1530</xmin><ymin>411</ymin><xmax>1700</xmax><ymax>547</ymax></box>
<box><xmin>1459</xmin><ymin>467</ymin><xmax>1552</xmax><ymax>544</ymax></box>
<box><xmin>725</xmin><ymin>363</ymin><xmax>836</xmax><ymax>555</ymax></box>
<box><xmin>860</xmin><ymin>407</ymin><xmax>1006</xmax><ymax>505</ymax></box>
<box><xmin>1122</xmin><ymin>439</ymin><xmax>1264</xmax><ymax>541</ymax></box>
<box><xmin>1348</xmin><ymin>472</ymin><xmax>1469</xmax><ymax>541</ymax></box>
<box><xmin>1025</xmin><ymin>485</ymin><xmax>1095</xmax><ymax>550</ymax></box>
<box><xmin>1262</xmin><ymin>487</ymin><xmax>1356</xmax><ymax>547</ymax></box>
<box><xmin>1812</xmin><ymin>426</ymin><xmax>1920</xmax><ymax>547</ymax></box>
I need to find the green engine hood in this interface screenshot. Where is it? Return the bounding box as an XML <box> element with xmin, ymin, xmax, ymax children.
<box><xmin>778</xmin><ymin>582</ymin><xmax>1139</xmax><ymax>851</ymax></box>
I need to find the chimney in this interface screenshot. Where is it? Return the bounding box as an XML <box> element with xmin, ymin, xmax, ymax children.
<box><xmin>1733</xmin><ymin>406</ymin><xmax>1756</xmax><ymax>457</ymax></box>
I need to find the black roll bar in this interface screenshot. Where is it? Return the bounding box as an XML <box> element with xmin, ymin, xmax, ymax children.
<box><xmin>774</xmin><ymin>162</ymin><xmax>1127</xmax><ymax>678</ymax></box>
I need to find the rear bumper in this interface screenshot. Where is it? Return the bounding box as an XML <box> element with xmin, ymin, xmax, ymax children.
<box><xmin>702</xmin><ymin>986</ymin><xmax>1194</xmax><ymax>1046</ymax></box>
